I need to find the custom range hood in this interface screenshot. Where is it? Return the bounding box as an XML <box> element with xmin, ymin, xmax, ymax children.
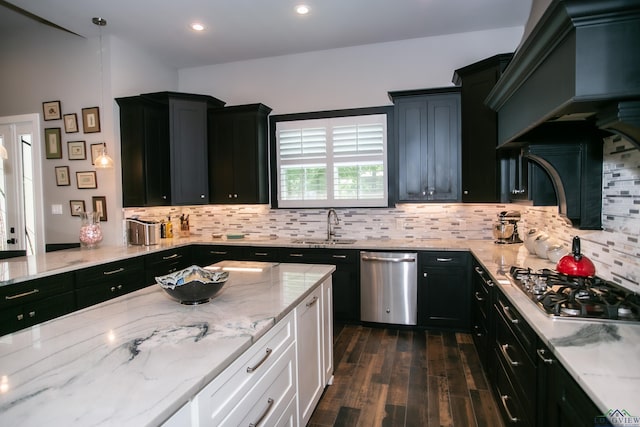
<box><xmin>486</xmin><ymin>0</ymin><xmax>640</xmax><ymax>148</ymax></box>
<box><xmin>486</xmin><ymin>0</ymin><xmax>640</xmax><ymax>229</ymax></box>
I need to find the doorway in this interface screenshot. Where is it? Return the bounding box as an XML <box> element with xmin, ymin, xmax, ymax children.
<box><xmin>0</xmin><ymin>114</ymin><xmax>44</xmax><ymax>257</ymax></box>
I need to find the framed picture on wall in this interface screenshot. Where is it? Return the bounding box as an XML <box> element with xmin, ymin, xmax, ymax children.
<box><xmin>82</xmin><ymin>107</ymin><xmax>101</xmax><ymax>133</ymax></box>
<box><xmin>92</xmin><ymin>196</ymin><xmax>107</xmax><ymax>221</ymax></box>
<box><xmin>44</xmin><ymin>127</ymin><xmax>62</xmax><ymax>159</ymax></box>
<box><xmin>69</xmin><ymin>200</ymin><xmax>85</xmax><ymax>216</ymax></box>
<box><xmin>67</xmin><ymin>141</ymin><xmax>86</xmax><ymax>160</ymax></box>
<box><xmin>90</xmin><ymin>143</ymin><xmax>104</xmax><ymax>165</ymax></box>
<box><xmin>76</xmin><ymin>171</ymin><xmax>97</xmax><ymax>189</ymax></box>
<box><xmin>63</xmin><ymin>113</ymin><xmax>79</xmax><ymax>133</ymax></box>
<box><xmin>55</xmin><ymin>166</ymin><xmax>70</xmax><ymax>186</ymax></box>
<box><xmin>42</xmin><ymin>100</ymin><xmax>61</xmax><ymax>121</ymax></box>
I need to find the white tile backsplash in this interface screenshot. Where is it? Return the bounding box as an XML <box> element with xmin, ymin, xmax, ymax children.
<box><xmin>125</xmin><ymin>136</ymin><xmax>639</xmax><ymax>292</ymax></box>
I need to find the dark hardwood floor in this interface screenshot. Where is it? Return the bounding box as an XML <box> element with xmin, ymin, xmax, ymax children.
<box><xmin>309</xmin><ymin>323</ymin><xmax>504</xmax><ymax>427</ymax></box>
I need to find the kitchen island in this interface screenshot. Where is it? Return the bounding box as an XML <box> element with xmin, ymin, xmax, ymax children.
<box><xmin>0</xmin><ymin>261</ymin><xmax>335</xmax><ymax>426</ymax></box>
<box><xmin>1</xmin><ymin>238</ymin><xmax>639</xmax><ymax>423</ymax></box>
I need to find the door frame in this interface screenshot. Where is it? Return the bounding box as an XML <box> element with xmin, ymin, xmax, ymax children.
<box><xmin>0</xmin><ymin>113</ymin><xmax>45</xmax><ymax>255</ymax></box>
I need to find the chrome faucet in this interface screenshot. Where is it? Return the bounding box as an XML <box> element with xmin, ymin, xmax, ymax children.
<box><xmin>327</xmin><ymin>208</ymin><xmax>339</xmax><ymax>241</ymax></box>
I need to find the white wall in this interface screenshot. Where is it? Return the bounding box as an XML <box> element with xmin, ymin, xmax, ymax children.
<box><xmin>0</xmin><ymin>26</ymin><xmax>178</xmax><ymax>248</ymax></box>
<box><xmin>178</xmin><ymin>27</ymin><xmax>524</xmax><ymax>114</ymax></box>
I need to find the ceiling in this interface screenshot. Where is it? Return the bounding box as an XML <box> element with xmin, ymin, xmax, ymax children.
<box><xmin>1</xmin><ymin>0</ymin><xmax>532</xmax><ymax>69</ymax></box>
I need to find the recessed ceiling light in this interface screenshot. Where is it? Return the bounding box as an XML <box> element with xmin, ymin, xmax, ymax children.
<box><xmin>296</xmin><ymin>5</ymin><xmax>310</xmax><ymax>15</ymax></box>
<box><xmin>190</xmin><ymin>23</ymin><xmax>205</xmax><ymax>31</ymax></box>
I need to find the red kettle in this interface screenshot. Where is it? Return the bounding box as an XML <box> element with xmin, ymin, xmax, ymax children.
<box><xmin>556</xmin><ymin>236</ymin><xmax>596</xmax><ymax>277</ymax></box>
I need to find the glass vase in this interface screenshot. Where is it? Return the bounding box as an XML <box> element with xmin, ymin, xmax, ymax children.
<box><xmin>79</xmin><ymin>212</ymin><xmax>103</xmax><ymax>248</ymax></box>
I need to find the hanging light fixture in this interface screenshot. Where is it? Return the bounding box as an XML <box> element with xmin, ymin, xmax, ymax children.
<box><xmin>92</xmin><ymin>17</ymin><xmax>114</xmax><ymax>169</ymax></box>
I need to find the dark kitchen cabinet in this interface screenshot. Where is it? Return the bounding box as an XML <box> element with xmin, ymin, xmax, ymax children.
<box><xmin>243</xmin><ymin>246</ymin><xmax>281</xmax><ymax>262</ymax></box>
<box><xmin>117</xmin><ymin>91</ymin><xmax>225</xmax><ymax>207</ymax></box>
<box><xmin>280</xmin><ymin>248</ymin><xmax>360</xmax><ymax>322</ymax></box>
<box><xmin>75</xmin><ymin>258</ymin><xmax>146</xmax><ymax>309</ymax></box>
<box><xmin>390</xmin><ymin>88</ymin><xmax>461</xmax><ymax>202</ymax></box>
<box><xmin>208</xmin><ymin>103</ymin><xmax>272</xmax><ymax>204</ymax></box>
<box><xmin>418</xmin><ymin>251</ymin><xmax>470</xmax><ymax>330</ymax></box>
<box><xmin>453</xmin><ymin>53</ymin><xmax>512</xmax><ymax>202</ymax></box>
<box><xmin>501</xmin><ymin>149</ymin><xmax>557</xmax><ymax>205</ymax></box>
<box><xmin>470</xmin><ymin>260</ymin><xmax>494</xmax><ymax>372</ymax></box>
<box><xmin>0</xmin><ymin>272</ymin><xmax>75</xmax><ymax>336</ymax></box>
<box><xmin>194</xmin><ymin>245</ymin><xmax>244</xmax><ymax>266</ymax></box>
<box><xmin>536</xmin><ymin>340</ymin><xmax>607</xmax><ymax>427</ymax></box>
<box><xmin>145</xmin><ymin>246</ymin><xmax>193</xmax><ymax>285</ymax></box>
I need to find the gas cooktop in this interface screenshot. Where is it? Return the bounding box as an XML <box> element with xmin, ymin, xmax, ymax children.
<box><xmin>507</xmin><ymin>266</ymin><xmax>640</xmax><ymax>323</ymax></box>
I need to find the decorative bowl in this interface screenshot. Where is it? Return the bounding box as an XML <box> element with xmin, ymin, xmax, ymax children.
<box><xmin>156</xmin><ymin>265</ymin><xmax>229</xmax><ymax>305</ymax></box>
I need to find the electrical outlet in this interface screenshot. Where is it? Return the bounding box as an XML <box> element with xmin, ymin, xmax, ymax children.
<box><xmin>51</xmin><ymin>204</ymin><xmax>63</xmax><ymax>215</ymax></box>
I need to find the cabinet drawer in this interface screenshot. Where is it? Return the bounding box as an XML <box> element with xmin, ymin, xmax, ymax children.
<box><xmin>0</xmin><ymin>291</ymin><xmax>75</xmax><ymax>336</ymax></box>
<box><xmin>218</xmin><ymin>343</ymin><xmax>296</xmax><ymax>426</ymax></box>
<box><xmin>145</xmin><ymin>247</ymin><xmax>191</xmax><ymax>266</ymax></box>
<box><xmin>75</xmin><ymin>258</ymin><xmax>144</xmax><ymax>288</ymax></box>
<box><xmin>494</xmin><ymin>290</ymin><xmax>536</xmax><ymax>358</ymax></box>
<box><xmin>494</xmin><ymin>352</ymin><xmax>533</xmax><ymax>427</ymax></box>
<box><xmin>1</xmin><ymin>272</ymin><xmax>74</xmax><ymax>309</ymax></box>
<box><xmin>243</xmin><ymin>246</ymin><xmax>280</xmax><ymax>262</ymax></box>
<box><xmin>420</xmin><ymin>251</ymin><xmax>468</xmax><ymax>266</ymax></box>
<box><xmin>195</xmin><ymin>311</ymin><xmax>294</xmax><ymax>425</ymax></box>
<box><xmin>195</xmin><ymin>245</ymin><xmax>243</xmax><ymax>266</ymax></box>
<box><xmin>495</xmin><ymin>308</ymin><xmax>536</xmax><ymax>417</ymax></box>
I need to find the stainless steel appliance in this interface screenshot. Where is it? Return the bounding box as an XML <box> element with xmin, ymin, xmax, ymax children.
<box><xmin>126</xmin><ymin>218</ymin><xmax>160</xmax><ymax>246</ymax></box>
<box><xmin>493</xmin><ymin>211</ymin><xmax>523</xmax><ymax>244</ymax></box>
<box><xmin>360</xmin><ymin>251</ymin><xmax>417</xmax><ymax>325</ymax></box>
<box><xmin>507</xmin><ymin>266</ymin><xmax>640</xmax><ymax>323</ymax></box>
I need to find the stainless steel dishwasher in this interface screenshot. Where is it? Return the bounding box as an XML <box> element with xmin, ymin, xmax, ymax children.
<box><xmin>360</xmin><ymin>251</ymin><xmax>418</xmax><ymax>325</ymax></box>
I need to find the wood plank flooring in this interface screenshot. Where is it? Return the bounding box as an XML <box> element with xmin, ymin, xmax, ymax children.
<box><xmin>308</xmin><ymin>324</ymin><xmax>505</xmax><ymax>427</ymax></box>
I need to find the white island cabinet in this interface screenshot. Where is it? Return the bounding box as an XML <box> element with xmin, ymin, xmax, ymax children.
<box><xmin>168</xmin><ymin>277</ymin><xmax>335</xmax><ymax>427</ymax></box>
<box><xmin>0</xmin><ymin>262</ymin><xmax>334</xmax><ymax>427</ymax></box>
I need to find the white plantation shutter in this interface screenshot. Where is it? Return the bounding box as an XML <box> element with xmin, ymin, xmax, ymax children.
<box><xmin>276</xmin><ymin>114</ymin><xmax>387</xmax><ymax>207</ymax></box>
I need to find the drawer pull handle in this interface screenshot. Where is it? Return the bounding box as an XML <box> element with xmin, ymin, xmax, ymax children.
<box><xmin>103</xmin><ymin>267</ymin><xmax>125</xmax><ymax>275</ymax></box>
<box><xmin>162</xmin><ymin>254</ymin><xmax>180</xmax><ymax>260</ymax></box>
<box><xmin>361</xmin><ymin>256</ymin><xmax>415</xmax><ymax>263</ymax></box>
<box><xmin>473</xmin><ymin>325</ymin><xmax>483</xmax><ymax>337</ymax></box>
<box><xmin>500</xmin><ymin>343</ymin><xmax>520</xmax><ymax>366</ymax></box>
<box><xmin>249</xmin><ymin>397</ymin><xmax>274</xmax><ymax>427</ymax></box>
<box><xmin>536</xmin><ymin>348</ymin><xmax>554</xmax><ymax>365</ymax></box>
<box><xmin>246</xmin><ymin>348</ymin><xmax>273</xmax><ymax>373</ymax></box>
<box><xmin>210</xmin><ymin>251</ymin><xmax>228</xmax><ymax>255</ymax></box>
<box><xmin>436</xmin><ymin>257</ymin><xmax>453</xmax><ymax>262</ymax></box>
<box><xmin>474</xmin><ymin>292</ymin><xmax>485</xmax><ymax>302</ymax></box>
<box><xmin>332</xmin><ymin>255</ymin><xmax>347</xmax><ymax>259</ymax></box>
<box><xmin>289</xmin><ymin>253</ymin><xmax>304</xmax><ymax>257</ymax></box>
<box><xmin>29</xmin><ymin>311</ymin><xmax>35</xmax><ymax>318</ymax></box>
<box><xmin>474</xmin><ymin>266</ymin><xmax>484</xmax><ymax>274</ymax></box>
<box><xmin>5</xmin><ymin>288</ymin><xmax>39</xmax><ymax>300</ymax></box>
<box><xmin>17</xmin><ymin>314</ymin><xmax>24</xmax><ymax>321</ymax></box>
<box><xmin>254</xmin><ymin>252</ymin><xmax>268</xmax><ymax>256</ymax></box>
<box><xmin>500</xmin><ymin>394</ymin><xmax>519</xmax><ymax>423</ymax></box>
<box><xmin>486</xmin><ymin>279</ymin><xmax>494</xmax><ymax>287</ymax></box>
<box><xmin>499</xmin><ymin>299</ymin><xmax>519</xmax><ymax>324</ymax></box>
<box><xmin>110</xmin><ymin>285</ymin><xmax>124</xmax><ymax>292</ymax></box>
<box><xmin>306</xmin><ymin>296</ymin><xmax>319</xmax><ymax>307</ymax></box>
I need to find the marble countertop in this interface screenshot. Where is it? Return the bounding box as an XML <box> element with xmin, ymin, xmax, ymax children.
<box><xmin>0</xmin><ymin>261</ymin><xmax>335</xmax><ymax>426</ymax></box>
<box><xmin>1</xmin><ymin>237</ymin><xmax>639</xmax><ymax>419</ymax></box>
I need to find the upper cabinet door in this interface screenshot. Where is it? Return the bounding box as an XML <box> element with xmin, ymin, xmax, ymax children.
<box><xmin>169</xmin><ymin>98</ymin><xmax>209</xmax><ymax>205</ymax></box>
<box><xmin>392</xmin><ymin>89</ymin><xmax>461</xmax><ymax>202</ymax></box>
<box><xmin>209</xmin><ymin>104</ymin><xmax>271</xmax><ymax>204</ymax></box>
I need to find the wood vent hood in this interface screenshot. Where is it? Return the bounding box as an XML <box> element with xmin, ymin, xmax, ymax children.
<box><xmin>485</xmin><ymin>0</ymin><xmax>640</xmax><ymax>150</ymax></box>
<box><xmin>485</xmin><ymin>0</ymin><xmax>639</xmax><ymax>230</ymax></box>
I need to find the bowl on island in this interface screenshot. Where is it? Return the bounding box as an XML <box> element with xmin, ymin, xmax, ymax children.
<box><xmin>156</xmin><ymin>265</ymin><xmax>229</xmax><ymax>305</ymax></box>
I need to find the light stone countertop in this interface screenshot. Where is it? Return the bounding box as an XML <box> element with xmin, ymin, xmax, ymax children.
<box><xmin>0</xmin><ymin>261</ymin><xmax>335</xmax><ymax>426</ymax></box>
<box><xmin>1</xmin><ymin>238</ymin><xmax>639</xmax><ymax>420</ymax></box>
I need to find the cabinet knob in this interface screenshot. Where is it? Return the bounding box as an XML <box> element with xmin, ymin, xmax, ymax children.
<box><xmin>463</xmin><ymin>190</ymin><xmax>469</xmax><ymax>195</ymax></box>
<box><xmin>29</xmin><ymin>311</ymin><xmax>35</xmax><ymax>318</ymax></box>
<box><xmin>200</xmin><ymin>194</ymin><xmax>205</xmax><ymax>199</ymax></box>
<box><xmin>17</xmin><ymin>314</ymin><xmax>24</xmax><ymax>321</ymax></box>
<box><xmin>234</xmin><ymin>194</ymin><xmax>238</xmax><ymax>198</ymax></box>
<box><xmin>162</xmin><ymin>195</ymin><xmax>167</xmax><ymax>200</ymax></box>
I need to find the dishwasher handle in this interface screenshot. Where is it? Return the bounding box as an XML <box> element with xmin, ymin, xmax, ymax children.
<box><xmin>361</xmin><ymin>255</ymin><xmax>416</xmax><ymax>263</ymax></box>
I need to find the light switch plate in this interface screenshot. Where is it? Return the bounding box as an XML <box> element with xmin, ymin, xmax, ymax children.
<box><xmin>51</xmin><ymin>204</ymin><xmax>63</xmax><ymax>215</ymax></box>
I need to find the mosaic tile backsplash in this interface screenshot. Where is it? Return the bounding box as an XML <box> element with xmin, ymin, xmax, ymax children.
<box><xmin>125</xmin><ymin>136</ymin><xmax>639</xmax><ymax>292</ymax></box>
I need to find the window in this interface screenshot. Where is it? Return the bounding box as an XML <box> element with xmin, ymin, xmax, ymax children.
<box><xmin>273</xmin><ymin>110</ymin><xmax>389</xmax><ymax>208</ymax></box>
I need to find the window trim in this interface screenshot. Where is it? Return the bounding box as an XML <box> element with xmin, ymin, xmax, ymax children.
<box><xmin>269</xmin><ymin>106</ymin><xmax>395</xmax><ymax>208</ymax></box>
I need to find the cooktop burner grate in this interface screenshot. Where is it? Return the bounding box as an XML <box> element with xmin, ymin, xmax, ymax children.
<box><xmin>507</xmin><ymin>266</ymin><xmax>640</xmax><ymax>323</ymax></box>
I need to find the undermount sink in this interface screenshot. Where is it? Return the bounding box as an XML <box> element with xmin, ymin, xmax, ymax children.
<box><xmin>291</xmin><ymin>238</ymin><xmax>357</xmax><ymax>245</ymax></box>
